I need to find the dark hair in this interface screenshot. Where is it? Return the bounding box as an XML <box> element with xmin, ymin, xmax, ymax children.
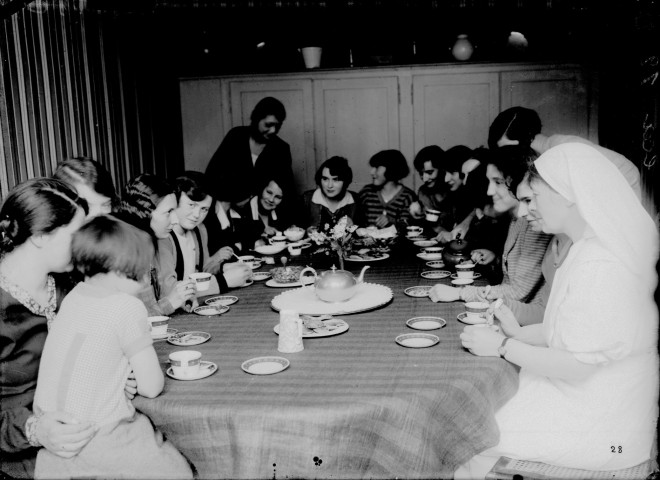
<box><xmin>443</xmin><ymin>145</ymin><xmax>474</xmax><ymax>176</ymax></box>
<box><xmin>115</xmin><ymin>174</ymin><xmax>173</xmax><ymax>235</ymax></box>
<box><xmin>257</xmin><ymin>173</ymin><xmax>285</xmax><ymax>199</ymax></box>
<box><xmin>413</xmin><ymin>145</ymin><xmax>445</xmax><ymax>173</ymax></box>
<box><xmin>488</xmin><ymin>107</ymin><xmax>542</xmax><ymax>150</ymax></box>
<box><xmin>250</xmin><ymin>97</ymin><xmax>286</xmax><ymax>126</ymax></box>
<box><xmin>173</xmin><ymin>171</ymin><xmax>211</xmax><ymax>203</ymax></box>
<box><xmin>488</xmin><ymin>145</ymin><xmax>538</xmax><ymax>193</ymax></box>
<box><xmin>463</xmin><ymin>162</ymin><xmax>491</xmax><ymax>210</ymax></box>
<box><xmin>54</xmin><ymin>157</ymin><xmax>117</xmax><ymax>203</ymax></box>
<box><xmin>72</xmin><ymin>215</ymin><xmax>153</xmax><ymax>281</ymax></box>
<box><xmin>369</xmin><ymin>149</ymin><xmax>410</xmax><ymax>182</ymax></box>
<box><xmin>0</xmin><ymin>178</ymin><xmax>82</xmax><ymax>254</ymax></box>
<box><xmin>314</xmin><ymin>156</ymin><xmax>353</xmax><ymax>188</ymax></box>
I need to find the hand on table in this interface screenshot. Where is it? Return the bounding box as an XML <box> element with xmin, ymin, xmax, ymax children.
<box><xmin>471</xmin><ymin>249</ymin><xmax>496</xmax><ymax>265</ymax></box>
<box><xmin>428</xmin><ymin>284</ymin><xmax>461</xmax><ymax>302</ymax></box>
<box><xmin>36</xmin><ymin>411</ymin><xmax>98</xmax><ymax>458</ymax></box>
<box><xmin>263</xmin><ymin>226</ymin><xmax>278</xmax><ymax>237</ymax></box>
<box><xmin>460</xmin><ymin>325</ymin><xmax>506</xmax><ymax>357</ymax></box>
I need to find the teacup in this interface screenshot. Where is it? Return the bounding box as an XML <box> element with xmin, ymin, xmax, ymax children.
<box><xmin>465</xmin><ymin>301</ymin><xmax>489</xmax><ymax>320</ymax></box>
<box><xmin>455</xmin><ymin>263</ymin><xmax>475</xmax><ymax>278</ymax></box>
<box><xmin>189</xmin><ymin>272</ymin><xmax>212</xmax><ymax>292</ymax></box>
<box><xmin>148</xmin><ymin>315</ymin><xmax>169</xmax><ymax>336</ymax></box>
<box><xmin>288</xmin><ymin>245</ymin><xmax>302</xmax><ymax>256</ymax></box>
<box><xmin>406</xmin><ymin>226</ymin><xmax>423</xmax><ymax>237</ymax></box>
<box><xmin>169</xmin><ymin>350</ymin><xmax>202</xmax><ymax>377</ymax></box>
<box><xmin>425</xmin><ymin>209</ymin><xmax>441</xmax><ymax>222</ymax></box>
<box><xmin>269</xmin><ymin>235</ymin><xmax>288</xmax><ymax>246</ymax></box>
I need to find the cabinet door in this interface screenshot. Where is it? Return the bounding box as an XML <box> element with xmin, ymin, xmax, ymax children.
<box><xmin>412</xmin><ymin>72</ymin><xmax>500</xmax><ymax>154</ymax></box>
<box><xmin>313</xmin><ymin>76</ymin><xmax>400</xmax><ymax>192</ymax></box>
<box><xmin>227</xmin><ymin>78</ymin><xmax>314</xmax><ymax>194</ymax></box>
<box><xmin>500</xmin><ymin>68</ymin><xmax>592</xmax><ymax>140</ymax></box>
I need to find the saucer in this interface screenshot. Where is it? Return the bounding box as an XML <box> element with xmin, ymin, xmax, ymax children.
<box><xmin>425</xmin><ymin>260</ymin><xmax>446</xmax><ymax>269</ymax></box>
<box><xmin>252</xmin><ymin>272</ymin><xmax>272</xmax><ymax>281</ymax></box>
<box><xmin>205</xmin><ymin>295</ymin><xmax>238</xmax><ymax>307</ymax></box>
<box><xmin>414</xmin><ymin>239</ymin><xmax>438</xmax><ymax>248</ymax></box>
<box><xmin>451</xmin><ymin>278</ymin><xmax>474</xmax><ymax>286</ymax></box>
<box><xmin>265</xmin><ymin>278</ymin><xmax>314</xmax><ymax>288</ymax></box>
<box><xmin>152</xmin><ymin>328</ymin><xmax>178</xmax><ymax>340</ymax></box>
<box><xmin>167</xmin><ymin>331</ymin><xmax>211</xmax><ymax>346</ymax></box>
<box><xmin>417</xmin><ymin>252</ymin><xmax>443</xmax><ymax>261</ymax></box>
<box><xmin>240</xmin><ymin>279</ymin><xmax>254</xmax><ymax>287</ymax></box>
<box><xmin>451</xmin><ymin>272</ymin><xmax>481</xmax><ymax>280</ymax></box>
<box><xmin>166</xmin><ymin>361</ymin><xmax>217</xmax><ymax>381</ymax></box>
<box><xmin>406</xmin><ymin>316</ymin><xmax>446</xmax><ymax>330</ymax></box>
<box><xmin>193</xmin><ymin>305</ymin><xmax>230</xmax><ymax>316</ymax></box>
<box><xmin>395</xmin><ymin>333</ymin><xmax>439</xmax><ymax>348</ymax></box>
<box><xmin>420</xmin><ymin>270</ymin><xmax>451</xmax><ymax>279</ymax></box>
<box><xmin>241</xmin><ymin>356</ymin><xmax>290</xmax><ymax>375</ymax></box>
<box><xmin>456</xmin><ymin>312</ymin><xmax>487</xmax><ymax>325</ymax></box>
<box><xmin>404</xmin><ymin>286</ymin><xmax>432</xmax><ymax>298</ymax></box>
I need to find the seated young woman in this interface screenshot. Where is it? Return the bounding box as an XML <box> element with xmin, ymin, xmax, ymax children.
<box><xmin>456</xmin><ymin>142</ymin><xmax>659</xmax><ymax>478</ymax></box>
<box><xmin>301</xmin><ymin>156</ymin><xmax>358</xmax><ymax>231</ymax></box>
<box><xmin>429</xmin><ymin>146</ymin><xmax>552</xmax><ymax>305</ymax></box>
<box><xmin>53</xmin><ymin>157</ymin><xmax>117</xmax><ymax>218</ymax></box>
<box><xmin>114</xmin><ymin>174</ymin><xmax>196</xmax><ymax>316</ymax></box>
<box><xmin>408</xmin><ymin>145</ymin><xmax>451</xmax><ymax>235</ymax></box>
<box><xmin>165</xmin><ymin>172</ymin><xmax>252</xmax><ymax>296</ymax></box>
<box><xmin>238</xmin><ymin>173</ymin><xmax>296</xmax><ymax>249</ymax></box>
<box><xmin>0</xmin><ymin>178</ymin><xmax>92</xmax><ymax>478</ymax></box>
<box><xmin>356</xmin><ymin>149</ymin><xmax>417</xmax><ymax>229</ymax></box>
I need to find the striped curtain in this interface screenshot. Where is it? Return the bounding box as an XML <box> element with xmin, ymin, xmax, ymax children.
<box><xmin>0</xmin><ymin>0</ymin><xmax>176</xmax><ymax>200</ymax></box>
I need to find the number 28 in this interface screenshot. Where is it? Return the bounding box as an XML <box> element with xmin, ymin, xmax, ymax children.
<box><xmin>611</xmin><ymin>446</ymin><xmax>622</xmax><ymax>453</ymax></box>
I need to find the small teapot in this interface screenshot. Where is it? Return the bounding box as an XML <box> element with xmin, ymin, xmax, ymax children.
<box><xmin>299</xmin><ymin>265</ymin><xmax>370</xmax><ymax>303</ymax></box>
<box><xmin>442</xmin><ymin>233</ymin><xmax>472</xmax><ymax>267</ymax></box>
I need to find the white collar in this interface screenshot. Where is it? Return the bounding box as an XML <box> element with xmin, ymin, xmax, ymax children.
<box><xmin>250</xmin><ymin>196</ymin><xmax>277</xmax><ymax>221</ymax></box>
<box><xmin>311</xmin><ymin>188</ymin><xmax>354</xmax><ymax>212</ymax></box>
<box><xmin>215</xmin><ymin>203</ymin><xmax>241</xmax><ymax>230</ymax></box>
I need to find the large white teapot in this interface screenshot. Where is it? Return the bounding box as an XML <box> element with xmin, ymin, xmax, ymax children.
<box><xmin>299</xmin><ymin>265</ymin><xmax>370</xmax><ymax>303</ymax></box>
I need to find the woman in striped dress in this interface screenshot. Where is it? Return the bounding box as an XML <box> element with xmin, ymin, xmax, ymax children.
<box><xmin>356</xmin><ymin>149</ymin><xmax>417</xmax><ymax>230</ymax></box>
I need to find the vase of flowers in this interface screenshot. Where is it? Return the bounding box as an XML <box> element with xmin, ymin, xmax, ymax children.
<box><xmin>308</xmin><ymin>216</ymin><xmax>357</xmax><ymax>270</ymax></box>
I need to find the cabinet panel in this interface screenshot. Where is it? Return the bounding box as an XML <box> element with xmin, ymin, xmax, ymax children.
<box><xmin>412</xmin><ymin>73</ymin><xmax>500</xmax><ymax>153</ymax></box>
<box><xmin>500</xmin><ymin>68</ymin><xmax>592</xmax><ymax>141</ymax></box>
<box><xmin>313</xmin><ymin>76</ymin><xmax>400</xmax><ymax>192</ymax></box>
<box><xmin>226</xmin><ymin>78</ymin><xmax>314</xmax><ymax>193</ymax></box>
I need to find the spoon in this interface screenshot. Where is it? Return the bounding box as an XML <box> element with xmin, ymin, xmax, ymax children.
<box><xmin>232</xmin><ymin>252</ymin><xmax>244</xmax><ymax>263</ymax></box>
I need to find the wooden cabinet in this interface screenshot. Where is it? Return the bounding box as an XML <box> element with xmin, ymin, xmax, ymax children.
<box><xmin>180</xmin><ymin>62</ymin><xmax>597</xmax><ymax>194</ymax></box>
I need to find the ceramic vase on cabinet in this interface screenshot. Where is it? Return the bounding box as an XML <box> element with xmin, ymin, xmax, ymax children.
<box><xmin>451</xmin><ymin>34</ymin><xmax>474</xmax><ymax>61</ymax></box>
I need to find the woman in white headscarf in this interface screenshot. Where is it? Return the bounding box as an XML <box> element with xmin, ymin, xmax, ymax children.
<box><xmin>456</xmin><ymin>143</ymin><xmax>659</xmax><ymax>478</ymax></box>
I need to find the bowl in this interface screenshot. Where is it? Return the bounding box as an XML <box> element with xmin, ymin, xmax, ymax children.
<box><xmin>255</xmin><ymin>244</ymin><xmax>288</xmax><ymax>255</ymax></box>
<box><xmin>284</xmin><ymin>227</ymin><xmax>305</xmax><ymax>242</ymax></box>
<box><xmin>270</xmin><ymin>266</ymin><xmax>304</xmax><ymax>284</ymax></box>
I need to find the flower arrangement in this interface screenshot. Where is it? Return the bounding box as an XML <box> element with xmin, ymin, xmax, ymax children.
<box><xmin>308</xmin><ymin>216</ymin><xmax>358</xmax><ymax>270</ymax></box>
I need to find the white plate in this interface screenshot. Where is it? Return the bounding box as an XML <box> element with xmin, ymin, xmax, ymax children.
<box><xmin>395</xmin><ymin>333</ymin><xmax>439</xmax><ymax>348</ymax></box>
<box><xmin>265</xmin><ymin>277</ymin><xmax>314</xmax><ymax>288</ymax></box>
<box><xmin>167</xmin><ymin>361</ymin><xmax>217</xmax><ymax>380</ymax></box>
<box><xmin>404</xmin><ymin>286</ymin><xmax>432</xmax><ymax>298</ymax></box>
<box><xmin>152</xmin><ymin>328</ymin><xmax>178</xmax><ymax>340</ymax></box>
<box><xmin>406</xmin><ymin>316</ymin><xmax>446</xmax><ymax>331</ymax></box>
<box><xmin>167</xmin><ymin>331</ymin><xmax>211</xmax><ymax>346</ymax></box>
<box><xmin>193</xmin><ymin>305</ymin><xmax>230</xmax><ymax>316</ymax></box>
<box><xmin>451</xmin><ymin>272</ymin><xmax>481</xmax><ymax>279</ymax></box>
<box><xmin>413</xmin><ymin>239</ymin><xmax>438</xmax><ymax>247</ymax></box>
<box><xmin>274</xmin><ymin>318</ymin><xmax>349</xmax><ymax>338</ymax></box>
<box><xmin>451</xmin><ymin>278</ymin><xmax>474</xmax><ymax>286</ymax></box>
<box><xmin>345</xmin><ymin>253</ymin><xmax>390</xmax><ymax>262</ymax></box>
<box><xmin>252</xmin><ymin>272</ymin><xmax>272</xmax><ymax>281</ymax></box>
<box><xmin>241</xmin><ymin>356</ymin><xmax>290</xmax><ymax>375</ymax></box>
<box><xmin>205</xmin><ymin>295</ymin><xmax>238</xmax><ymax>306</ymax></box>
<box><xmin>417</xmin><ymin>252</ymin><xmax>443</xmax><ymax>261</ymax></box>
<box><xmin>254</xmin><ymin>244</ymin><xmax>289</xmax><ymax>255</ymax></box>
<box><xmin>426</xmin><ymin>260</ymin><xmax>446</xmax><ymax>269</ymax></box>
<box><xmin>456</xmin><ymin>312</ymin><xmax>487</xmax><ymax>325</ymax></box>
<box><xmin>420</xmin><ymin>270</ymin><xmax>451</xmax><ymax>279</ymax></box>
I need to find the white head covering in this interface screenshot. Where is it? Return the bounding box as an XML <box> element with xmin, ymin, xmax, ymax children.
<box><xmin>535</xmin><ymin>143</ymin><xmax>658</xmax><ymax>290</ymax></box>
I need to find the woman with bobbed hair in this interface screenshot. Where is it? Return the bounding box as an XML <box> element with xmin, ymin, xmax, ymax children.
<box><xmin>53</xmin><ymin>157</ymin><xmax>117</xmax><ymax>218</ymax></box>
<box><xmin>114</xmin><ymin>174</ymin><xmax>196</xmax><ymax>316</ymax></box>
<box><xmin>301</xmin><ymin>156</ymin><xmax>358</xmax><ymax>230</ymax></box>
<box><xmin>0</xmin><ymin>178</ymin><xmax>93</xmax><ymax>478</ymax></box>
<box><xmin>356</xmin><ymin>149</ymin><xmax>417</xmax><ymax>228</ymax></box>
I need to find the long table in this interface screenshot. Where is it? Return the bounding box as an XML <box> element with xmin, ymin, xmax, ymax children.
<box><xmin>133</xmin><ymin>249</ymin><xmax>519</xmax><ymax>479</ymax></box>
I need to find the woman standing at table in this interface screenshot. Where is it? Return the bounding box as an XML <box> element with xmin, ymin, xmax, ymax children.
<box><xmin>457</xmin><ymin>143</ymin><xmax>659</xmax><ymax>478</ymax></box>
<box><xmin>301</xmin><ymin>156</ymin><xmax>358</xmax><ymax>231</ymax></box>
<box><xmin>115</xmin><ymin>174</ymin><xmax>196</xmax><ymax>316</ymax></box>
<box><xmin>429</xmin><ymin>146</ymin><xmax>552</xmax><ymax>305</ymax></box>
<box><xmin>356</xmin><ymin>149</ymin><xmax>417</xmax><ymax>229</ymax></box>
<box><xmin>0</xmin><ymin>178</ymin><xmax>92</xmax><ymax>478</ymax></box>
